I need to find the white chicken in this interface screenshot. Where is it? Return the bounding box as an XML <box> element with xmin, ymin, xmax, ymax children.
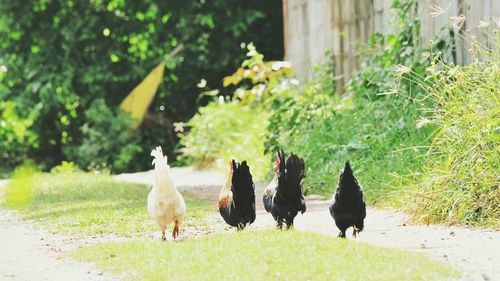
<box><xmin>147</xmin><ymin>146</ymin><xmax>186</xmax><ymax>240</ymax></box>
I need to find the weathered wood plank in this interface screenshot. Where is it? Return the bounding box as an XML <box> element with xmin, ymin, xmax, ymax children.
<box><xmin>284</xmin><ymin>0</ymin><xmax>499</xmax><ymax>93</ymax></box>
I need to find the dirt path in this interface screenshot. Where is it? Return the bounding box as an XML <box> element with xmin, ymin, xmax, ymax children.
<box><xmin>0</xmin><ymin>180</ymin><xmax>117</xmax><ymax>281</ymax></box>
<box><xmin>0</xmin><ymin>168</ymin><xmax>224</xmax><ymax>281</ymax></box>
<box><xmin>117</xmin><ymin>169</ymin><xmax>500</xmax><ymax>281</ymax></box>
<box><xmin>1</xmin><ymin>169</ymin><xmax>499</xmax><ymax>281</ymax></box>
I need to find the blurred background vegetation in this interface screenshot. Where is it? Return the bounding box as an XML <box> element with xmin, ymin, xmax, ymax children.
<box><xmin>0</xmin><ymin>0</ymin><xmax>283</xmax><ymax>173</ymax></box>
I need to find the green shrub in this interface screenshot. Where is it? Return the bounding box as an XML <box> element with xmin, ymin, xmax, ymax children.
<box><xmin>50</xmin><ymin>161</ymin><xmax>79</xmax><ymax>174</ymax></box>
<box><xmin>180</xmin><ymin>101</ymin><xmax>270</xmax><ymax>180</ymax></box>
<box><xmin>267</xmin><ymin>64</ymin><xmax>433</xmax><ymax>204</ymax></box>
<box><xmin>0</xmin><ymin>101</ymin><xmax>38</xmax><ymax>176</ymax></box>
<box><xmin>266</xmin><ymin>0</ymin><xmax>437</xmax><ymax>203</ymax></box>
<box><xmin>408</xmin><ymin>33</ymin><xmax>500</xmax><ymax>227</ymax></box>
<box><xmin>64</xmin><ymin>99</ymin><xmax>143</xmax><ymax>173</ymax></box>
<box><xmin>180</xmin><ymin>44</ymin><xmax>292</xmax><ymax>181</ymax></box>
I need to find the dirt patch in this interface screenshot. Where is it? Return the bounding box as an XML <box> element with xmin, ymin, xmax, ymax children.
<box><xmin>0</xmin><ymin>209</ymin><xmax>118</xmax><ymax>281</ymax></box>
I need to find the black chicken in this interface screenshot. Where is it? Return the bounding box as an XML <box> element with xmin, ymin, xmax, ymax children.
<box><xmin>329</xmin><ymin>161</ymin><xmax>366</xmax><ymax>238</ymax></box>
<box><xmin>263</xmin><ymin>149</ymin><xmax>306</xmax><ymax>228</ymax></box>
<box><xmin>219</xmin><ymin>160</ymin><xmax>256</xmax><ymax>230</ymax></box>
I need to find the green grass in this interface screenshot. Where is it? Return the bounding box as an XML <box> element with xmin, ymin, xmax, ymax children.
<box><xmin>407</xmin><ymin>32</ymin><xmax>500</xmax><ymax>227</ymax></box>
<box><xmin>268</xmin><ymin>91</ymin><xmax>432</xmax><ymax>207</ymax></box>
<box><xmin>73</xmin><ymin>230</ymin><xmax>458</xmax><ymax>281</ymax></box>
<box><xmin>1</xmin><ymin>167</ymin><xmax>460</xmax><ymax>280</ymax></box>
<box><xmin>2</xmin><ymin>172</ymin><xmax>215</xmax><ymax>236</ymax></box>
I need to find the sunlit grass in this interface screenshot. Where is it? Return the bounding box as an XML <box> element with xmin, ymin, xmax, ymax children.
<box><xmin>73</xmin><ymin>230</ymin><xmax>459</xmax><ymax>281</ymax></box>
<box><xmin>2</xmin><ymin>172</ymin><xmax>215</xmax><ymax>236</ymax></box>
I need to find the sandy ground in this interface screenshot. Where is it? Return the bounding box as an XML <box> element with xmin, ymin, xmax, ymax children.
<box><xmin>1</xmin><ymin>169</ymin><xmax>499</xmax><ymax>281</ymax></box>
<box><xmin>0</xmin><ymin>179</ymin><xmax>117</xmax><ymax>281</ymax></box>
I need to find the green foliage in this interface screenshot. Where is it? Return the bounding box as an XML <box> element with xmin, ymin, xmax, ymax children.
<box><xmin>180</xmin><ymin>101</ymin><xmax>271</xmax><ymax>181</ymax></box>
<box><xmin>0</xmin><ymin>101</ymin><xmax>38</xmax><ymax>174</ymax></box>
<box><xmin>222</xmin><ymin>43</ymin><xmax>293</xmax><ymax>105</ymax></box>
<box><xmin>50</xmin><ymin>161</ymin><xmax>79</xmax><ymax>173</ymax></box>
<box><xmin>266</xmin><ymin>1</ymin><xmax>437</xmax><ymax>202</ymax></box>
<box><xmin>73</xmin><ymin>230</ymin><xmax>458</xmax><ymax>281</ymax></box>
<box><xmin>64</xmin><ymin>99</ymin><xmax>142</xmax><ymax>173</ymax></box>
<box><xmin>183</xmin><ymin>1</ymin><xmax>438</xmax><ymax>203</ymax></box>
<box><xmin>408</xmin><ymin>33</ymin><xmax>500</xmax><ymax>227</ymax></box>
<box><xmin>180</xmin><ymin>44</ymin><xmax>292</xmax><ymax>181</ymax></box>
<box><xmin>267</xmin><ymin>65</ymin><xmax>432</xmax><ymax>204</ymax></box>
<box><xmin>347</xmin><ymin>0</ymin><xmax>429</xmax><ymax>100</ymax></box>
<box><xmin>2</xmin><ymin>172</ymin><xmax>214</xmax><ymax>236</ymax></box>
<box><xmin>0</xmin><ymin>0</ymin><xmax>284</xmax><ymax>171</ymax></box>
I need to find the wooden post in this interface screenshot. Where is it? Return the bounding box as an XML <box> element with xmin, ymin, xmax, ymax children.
<box><xmin>282</xmin><ymin>0</ymin><xmax>288</xmax><ymax>56</ymax></box>
<box><xmin>332</xmin><ymin>0</ymin><xmax>344</xmax><ymax>95</ymax></box>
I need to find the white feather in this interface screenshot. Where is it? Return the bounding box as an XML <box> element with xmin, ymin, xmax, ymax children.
<box><xmin>147</xmin><ymin>146</ymin><xmax>186</xmax><ymax>234</ymax></box>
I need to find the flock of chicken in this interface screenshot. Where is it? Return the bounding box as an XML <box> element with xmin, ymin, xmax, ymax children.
<box><xmin>147</xmin><ymin>146</ymin><xmax>366</xmax><ymax>240</ymax></box>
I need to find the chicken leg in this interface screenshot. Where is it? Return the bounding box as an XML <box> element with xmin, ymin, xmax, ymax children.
<box><xmin>285</xmin><ymin>217</ymin><xmax>295</xmax><ymax>229</ymax></box>
<box><xmin>276</xmin><ymin>218</ymin><xmax>284</xmax><ymax>229</ymax></box>
<box><xmin>161</xmin><ymin>230</ymin><xmax>166</xmax><ymax>241</ymax></box>
<box><xmin>172</xmin><ymin>221</ymin><xmax>180</xmax><ymax>240</ymax></box>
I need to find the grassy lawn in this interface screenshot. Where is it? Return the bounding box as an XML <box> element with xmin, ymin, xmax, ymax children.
<box><xmin>73</xmin><ymin>230</ymin><xmax>458</xmax><ymax>281</ymax></box>
<box><xmin>2</xmin><ymin>171</ymin><xmax>215</xmax><ymax>236</ymax></box>
<box><xmin>2</xmin><ymin>169</ymin><xmax>460</xmax><ymax>280</ymax></box>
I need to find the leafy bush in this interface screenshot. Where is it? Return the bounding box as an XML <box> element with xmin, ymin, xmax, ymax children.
<box><xmin>0</xmin><ymin>101</ymin><xmax>38</xmax><ymax>176</ymax></box>
<box><xmin>408</xmin><ymin>34</ymin><xmax>500</xmax><ymax>227</ymax></box>
<box><xmin>180</xmin><ymin>44</ymin><xmax>293</xmax><ymax>181</ymax></box>
<box><xmin>50</xmin><ymin>161</ymin><xmax>79</xmax><ymax>174</ymax></box>
<box><xmin>267</xmin><ymin>64</ymin><xmax>433</xmax><ymax>204</ymax></box>
<box><xmin>65</xmin><ymin>99</ymin><xmax>142</xmax><ymax>173</ymax></box>
<box><xmin>222</xmin><ymin>43</ymin><xmax>293</xmax><ymax>105</ymax></box>
<box><xmin>180</xmin><ymin>101</ymin><xmax>270</xmax><ymax>180</ymax></box>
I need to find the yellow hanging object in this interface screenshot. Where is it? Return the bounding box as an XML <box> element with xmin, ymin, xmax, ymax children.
<box><xmin>120</xmin><ymin>62</ymin><xmax>165</xmax><ymax>129</ymax></box>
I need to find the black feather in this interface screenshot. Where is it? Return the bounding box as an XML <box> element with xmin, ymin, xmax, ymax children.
<box><xmin>329</xmin><ymin>161</ymin><xmax>366</xmax><ymax>238</ymax></box>
<box><xmin>219</xmin><ymin>160</ymin><xmax>256</xmax><ymax>230</ymax></box>
<box><xmin>263</xmin><ymin>149</ymin><xmax>306</xmax><ymax>228</ymax></box>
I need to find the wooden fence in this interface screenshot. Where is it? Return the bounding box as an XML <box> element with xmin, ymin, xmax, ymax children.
<box><xmin>283</xmin><ymin>0</ymin><xmax>500</xmax><ymax>93</ymax></box>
